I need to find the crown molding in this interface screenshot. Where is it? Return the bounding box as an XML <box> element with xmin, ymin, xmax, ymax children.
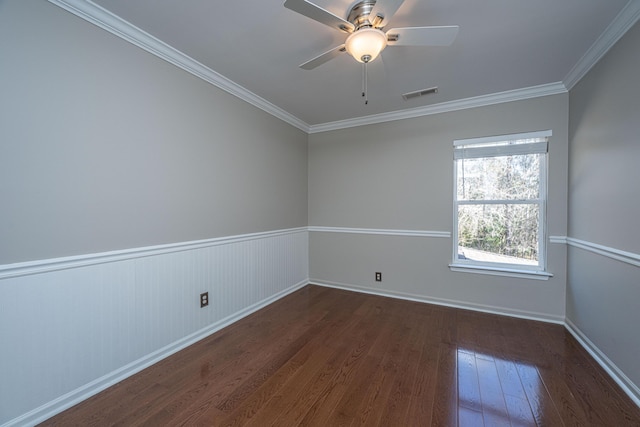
<box><xmin>47</xmin><ymin>0</ymin><xmax>633</xmax><ymax>135</ymax></box>
<box><xmin>308</xmin><ymin>82</ymin><xmax>568</xmax><ymax>133</ymax></box>
<box><xmin>563</xmin><ymin>0</ymin><xmax>640</xmax><ymax>90</ymax></box>
<box><xmin>47</xmin><ymin>0</ymin><xmax>311</xmax><ymax>132</ymax></box>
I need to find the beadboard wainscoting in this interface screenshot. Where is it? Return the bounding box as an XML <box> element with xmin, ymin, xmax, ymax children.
<box><xmin>0</xmin><ymin>228</ymin><xmax>308</xmax><ymax>427</ymax></box>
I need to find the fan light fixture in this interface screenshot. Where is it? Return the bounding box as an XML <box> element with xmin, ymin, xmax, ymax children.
<box><xmin>284</xmin><ymin>0</ymin><xmax>459</xmax><ymax>104</ymax></box>
<box><xmin>345</xmin><ymin>27</ymin><xmax>387</xmax><ymax>63</ymax></box>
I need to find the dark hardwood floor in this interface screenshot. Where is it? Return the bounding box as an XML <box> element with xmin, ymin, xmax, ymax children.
<box><xmin>42</xmin><ymin>285</ymin><xmax>640</xmax><ymax>426</ymax></box>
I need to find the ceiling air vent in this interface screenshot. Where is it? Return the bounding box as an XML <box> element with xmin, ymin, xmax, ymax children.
<box><xmin>402</xmin><ymin>86</ymin><xmax>438</xmax><ymax>100</ymax></box>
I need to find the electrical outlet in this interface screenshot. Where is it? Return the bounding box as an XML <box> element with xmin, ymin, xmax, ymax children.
<box><xmin>375</xmin><ymin>272</ymin><xmax>382</xmax><ymax>282</ymax></box>
<box><xmin>200</xmin><ymin>292</ymin><xmax>209</xmax><ymax>308</ymax></box>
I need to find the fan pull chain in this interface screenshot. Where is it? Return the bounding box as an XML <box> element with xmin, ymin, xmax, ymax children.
<box><xmin>362</xmin><ymin>62</ymin><xmax>369</xmax><ymax>105</ymax></box>
<box><xmin>365</xmin><ymin>61</ymin><xmax>368</xmax><ymax>105</ymax></box>
<box><xmin>362</xmin><ymin>63</ymin><xmax>366</xmax><ymax>98</ymax></box>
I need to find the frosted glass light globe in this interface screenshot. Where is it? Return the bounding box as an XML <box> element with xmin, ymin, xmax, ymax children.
<box><xmin>345</xmin><ymin>27</ymin><xmax>387</xmax><ymax>63</ymax></box>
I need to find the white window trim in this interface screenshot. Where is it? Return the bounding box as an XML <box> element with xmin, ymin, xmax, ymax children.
<box><xmin>451</xmin><ymin>130</ymin><xmax>552</xmax><ymax>279</ymax></box>
<box><xmin>448</xmin><ymin>263</ymin><xmax>553</xmax><ymax>280</ymax></box>
<box><xmin>453</xmin><ymin>130</ymin><xmax>552</xmax><ymax>146</ymax></box>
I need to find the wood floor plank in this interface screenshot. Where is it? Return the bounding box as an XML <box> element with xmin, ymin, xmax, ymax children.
<box><xmin>340</xmin><ymin>302</ymin><xmax>417</xmax><ymax>426</ymax></box>
<box><xmin>129</xmin><ymin>297</ymin><xmax>335</xmax><ymax>425</ymax></box>
<box><xmin>457</xmin><ymin>349</ymin><xmax>483</xmax><ymax>413</ymax></box>
<box><xmin>519</xmin><ymin>319</ymin><xmax>613</xmax><ymax>426</ymax></box>
<box><xmin>209</xmin><ymin>338</ymin><xmax>340</xmax><ymax>426</ymax></box>
<box><xmin>515</xmin><ymin>361</ymin><xmax>565</xmax><ymax>426</ymax></box>
<box><xmin>405</xmin><ymin>308</ymin><xmax>444</xmax><ymax>425</ymax></box>
<box><xmin>503</xmin><ymin>393</ymin><xmax>538</xmax><ymax>427</ymax></box>
<box><xmin>476</xmin><ymin>355</ymin><xmax>511</xmax><ymax>427</ymax></box>
<box><xmin>289</xmin><ymin>299</ymin><xmax>395</xmax><ymax>425</ymax></box>
<box><xmin>431</xmin><ymin>342</ymin><xmax>459</xmax><ymax>426</ymax></box>
<box><xmin>41</xmin><ymin>285</ymin><xmax>640</xmax><ymax>427</ymax></box>
<box><xmin>494</xmin><ymin>358</ymin><xmax>529</xmax><ymax>401</ymax></box>
<box><xmin>309</xmin><ymin>303</ymin><xmax>405</xmax><ymax>425</ymax></box>
<box><xmin>533</xmin><ymin>322</ymin><xmax>640</xmax><ymax>425</ymax></box>
<box><xmin>369</xmin><ymin>307</ymin><xmax>426</xmax><ymax>426</ymax></box>
<box><xmin>231</xmin><ymin>296</ymin><xmax>382</xmax><ymax>426</ymax></box>
<box><xmin>495</xmin><ymin>359</ymin><xmax>538</xmax><ymax>426</ymax></box>
<box><xmin>301</xmin><ymin>297</ymin><xmax>423</xmax><ymax>425</ymax></box>
<box><xmin>458</xmin><ymin>406</ymin><xmax>485</xmax><ymax>426</ymax></box>
<box><xmin>192</xmin><ymin>291</ymin><xmax>374</xmax><ymax>426</ymax></box>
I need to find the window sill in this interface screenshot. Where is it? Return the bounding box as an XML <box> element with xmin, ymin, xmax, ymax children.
<box><xmin>448</xmin><ymin>263</ymin><xmax>553</xmax><ymax>281</ymax></box>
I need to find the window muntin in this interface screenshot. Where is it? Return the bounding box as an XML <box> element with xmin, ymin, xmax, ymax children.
<box><xmin>452</xmin><ymin>131</ymin><xmax>550</xmax><ymax>272</ymax></box>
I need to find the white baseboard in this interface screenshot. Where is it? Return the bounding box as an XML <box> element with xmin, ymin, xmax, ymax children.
<box><xmin>4</xmin><ymin>280</ymin><xmax>308</xmax><ymax>427</ymax></box>
<box><xmin>564</xmin><ymin>319</ymin><xmax>640</xmax><ymax>408</ymax></box>
<box><xmin>310</xmin><ymin>280</ymin><xmax>565</xmax><ymax>324</ymax></box>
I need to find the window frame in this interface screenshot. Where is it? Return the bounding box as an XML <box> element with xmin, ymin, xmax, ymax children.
<box><xmin>450</xmin><ymin>130</ymin><xmax>553</xmax><ymax>280</ymax></box>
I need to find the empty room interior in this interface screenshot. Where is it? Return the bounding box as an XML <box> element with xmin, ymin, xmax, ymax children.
<box><xmin>1</xmin><ymin>0</ymin><xmax>639</xmax><ymax>425</ymax></box>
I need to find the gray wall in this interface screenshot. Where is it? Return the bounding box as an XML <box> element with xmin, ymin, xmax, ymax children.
<box><xmin>0</xmin><ymin>0</ymin><xmax>308</xmax><ymax>265</ymax></box>
<box><xmin>568</xmin><ymin>20</ymin><xmax>640</xmax><ymax>390</ymax></box>
<box><xmin>309</xmin><ymin>94</ymin><xmax>569</xmax><ymax>320</ymax></box>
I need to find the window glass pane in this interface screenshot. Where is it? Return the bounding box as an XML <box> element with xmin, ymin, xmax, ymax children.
<box><xmin>457</xmin><ymin>154</ymin><xmax>540</xmax><ymax>201</ymax></box>
<box><xmin>457</xmin><ymin>204</ymin><xmax>539</xmax><ymax>265</ymax></box>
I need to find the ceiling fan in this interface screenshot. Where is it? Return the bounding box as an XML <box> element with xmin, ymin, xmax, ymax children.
<box><xmin>284</xmin><ymin>0</ymin><xmax>459</xmax><ymax>70</ymax></box>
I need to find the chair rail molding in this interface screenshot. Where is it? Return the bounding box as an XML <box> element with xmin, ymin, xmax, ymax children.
<box><xmin>308</xmin><ymin>226</ymin><xmax>451</xmax><ymax>238</ymax></box>
<box><xmin>549</xmin><ymin>235</ymin><xmax>639</xmax><ymax>268</ymax></box>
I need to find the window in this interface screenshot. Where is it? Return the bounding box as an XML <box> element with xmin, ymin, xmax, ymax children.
<box><xmin>451</xmin><ymin>130</ymin><xmax>552</xmax><ymax>279</ymax></box>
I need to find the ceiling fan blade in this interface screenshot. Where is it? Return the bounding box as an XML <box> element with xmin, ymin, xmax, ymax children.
<box><xmin>386</xmin><ymin>26</ymin><xmax>459</xmax><ymax>46</ymax></box>
<box><xmin>284</xmin><ymin>0</ymin><xmax>354</xmax><ymax>33</ymax></box>
<box><xmin>300</xmin><ymin>44</ymin><xmax>346</xmax><ymax>70</ymax></box>
<box><xmin>369</xmin><ymin>0</ymin><xmax>406</xmax><ymax>28</ymax></box>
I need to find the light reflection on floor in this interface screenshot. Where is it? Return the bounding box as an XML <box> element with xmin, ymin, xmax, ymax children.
<box><xmin>456</xmin><ymin>348</ymin><xmax>541</xmax><ymax>426</ymax></box>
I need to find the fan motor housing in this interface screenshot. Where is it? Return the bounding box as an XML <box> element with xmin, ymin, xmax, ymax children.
<box><xmin>348</xmin><ymin>0</ymin><xmax>382</xmax><ymax>29</ymax></box>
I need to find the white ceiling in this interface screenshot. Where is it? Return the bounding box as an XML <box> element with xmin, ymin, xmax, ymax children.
<box><xmin>85</xmin><ymin>0</ymin><xmax>633</xmax><ymax>127</ymax></box>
